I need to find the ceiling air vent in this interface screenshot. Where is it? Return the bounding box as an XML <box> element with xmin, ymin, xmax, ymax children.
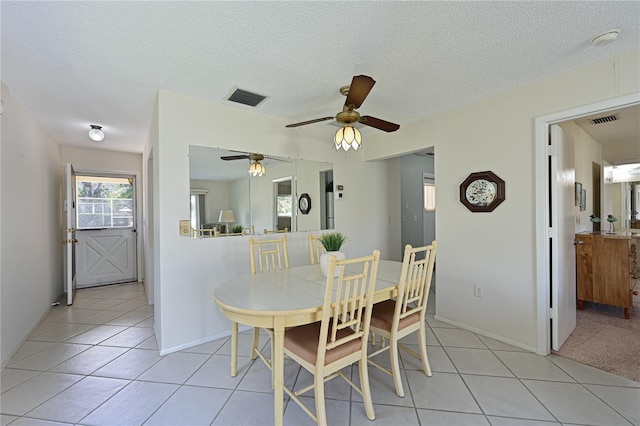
<box><xmin>225</xmin><ymin>87</ymin><xmax>268</xmax><ymax>107</ymax></box>
<box><xmin>589</xmin><ymin>114</ymin><xmax>618</xmax><ymax>125</ymax></box>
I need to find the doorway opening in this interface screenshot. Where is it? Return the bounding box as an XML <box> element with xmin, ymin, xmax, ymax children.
<box><xmin>535</xmin><ymin>93</ymin><xmax>640</xmax><ymax>355</ymax></box>
<box><xmin>273</xmin><ymin>177</ymin><xmax>293</xmax><ymax>232</ymax></box>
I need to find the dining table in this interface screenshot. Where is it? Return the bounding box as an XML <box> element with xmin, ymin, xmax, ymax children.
<box><xmin>213</xmin><ymin>259</ymin><xmax>402</xmax><ymax>426</ymax></box>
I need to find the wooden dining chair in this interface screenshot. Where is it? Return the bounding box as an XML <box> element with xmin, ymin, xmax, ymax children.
<box><xmin>247</xmin><ymin>236</ymin><xmax>290</xmax><ymax>366</ymax></box>
<box><xmin>249</xmin><ymin>235</ymin><xmax>289</xmax><ymax>273</ymax></box>
<box><xmin>263</xmin><ymin>227</ymin><xmax>289</xmax><ymax>234</ymax></box>
<box><xmin>283</xmin><ymin>250</ymin><xmax>380</xmax><ymax>424</ymax></box>
<box><xmin>367</xmin><ymin>241</ymin><xmax>437</xmax><ymax>397</ymax></box>
<box><xmin>308</xmin><ymin>233</ymin><xmax>325</xmax><ymax>265</ymax></box>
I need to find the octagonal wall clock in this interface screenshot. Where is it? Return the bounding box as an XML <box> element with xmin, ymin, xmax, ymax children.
<box><xmin>298</xmin><ymin>193</ymin><xmax>311</xmax><ymax>215</ymax></box>
<box><xmin>459</xmin><ymin>171</ymin><xmax>505</xmax><ymax>212</ymax></box>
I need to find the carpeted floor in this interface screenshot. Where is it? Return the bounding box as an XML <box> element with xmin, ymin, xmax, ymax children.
<box><xmin>555</xmin><ymin>294</ymin><xmax>640</xmax><ymax>382</ymax></box>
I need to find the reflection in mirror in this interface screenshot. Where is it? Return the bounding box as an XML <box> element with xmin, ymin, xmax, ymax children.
<box><xmin>604</xmin><ymin>163</ymin><xmax>640</xmax><ymax>230</ymax></box>
<box><xmin>189</xmin><ymin>145</ymin><xmax>334</xmax><ymax>237</ymax></box>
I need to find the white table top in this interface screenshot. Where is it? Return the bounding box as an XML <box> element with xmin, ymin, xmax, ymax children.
<box><xmin>214</xmin><ymin>260</ymin><xmax>402</xmax><ymax>315</ymax></box>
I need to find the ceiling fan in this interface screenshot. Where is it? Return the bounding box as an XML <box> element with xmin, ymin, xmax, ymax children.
<box><xmin>220</xmin><ymin>153</ymin><xmax>265</xmax><ymax>162</ymax></box>
<box><xmin>285</xmin><ymin>75</ymin><xmax>400</xmax><ymax>133</ymax></box>
<box><xmin>220</xmin><ymin>153</ymin><xmax>267</xmax><ymax>176</ymax></box>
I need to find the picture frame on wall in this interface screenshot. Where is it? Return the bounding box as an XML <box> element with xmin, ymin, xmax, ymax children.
<box><xmin>575</xmin><ymin>182</ymin><xmax>582</xmax><ymax>206</ymax></box>
<box><xmin>580</xmin><ymin>189</ymin><xmax>586</xmax><ymax>211</ymax></box>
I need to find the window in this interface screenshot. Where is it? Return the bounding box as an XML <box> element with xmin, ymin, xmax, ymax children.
<box><xmin>277</xmin><ymin>195</ymin><xmax>292</xmax><ymax>217</ymax></box>
<box><xmin>190</xmin><ymin>192</ymin><xmax>207</xmax><ymax>230</ymax></box>
<box><xmin>424</xmin><ymin>183</ymin><xmax>436</xmax><ymax>212</ymax></box>
<box><xmin>76</xmin><ymin>175</ymin><xmax>134</xmax><ymax>229</ymax></box>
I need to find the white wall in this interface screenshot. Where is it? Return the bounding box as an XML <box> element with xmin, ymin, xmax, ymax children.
<box><xmin>363</xmin><ymin>49</ymin><xmax>640</xmax><ymax>352</ymax></box>
<box><xmin>1</xmin><ymin>83</ymin><xmax>63</xmax><ymax>366</ymax></box>
<box><xmin>61</xmin><ymin>146</ymin><xmax>142</xmax><ymax>174</ymax></box>
<box><xmin>151</xmin><ymin>89</ymin><xmax>395</xmax><ymax>353</ymax></box>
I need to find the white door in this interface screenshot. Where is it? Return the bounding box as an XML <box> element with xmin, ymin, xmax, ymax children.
<box><xmin>75</xmin><ymin>174</ymin><xmax>137</xmax><ymax>288</ymax></box>
<box><xmin>63</xmin><ymin>163</ymin><xmax>77</xmax><ymax>305</ymax></box>
<box><xmin>550</xmin><ymin>124</ymin><xmax>576</xmax><ymax>350</ymax></box>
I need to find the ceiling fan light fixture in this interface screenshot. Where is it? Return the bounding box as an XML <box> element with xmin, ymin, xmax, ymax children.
<box><xmin>248</xmin><ymin>160</ymin><xmax>266</xmax><ymax>177</ymax></box>
<box><xmin>334</xmin><ymin>124</ymin><xmax>361</xmax><ymax>151</ymax></box>
<box><xmin>88</xmin><ymin>125</ymin><xmax>105</xmax><ymax>142</ymax></box>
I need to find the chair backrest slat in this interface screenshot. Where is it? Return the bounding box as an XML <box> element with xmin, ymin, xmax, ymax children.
<box><xmin>308</xmin><ymin>233</ymin><xmax>325</xmax><ymax>265</ymax></box>
<box><xmin>249</xmin><ymin>236</ymin><xmax>290</xmax><ymax>274</ymax></box>
<box><xmin>394</xmin><ymin>242</ymin><xmax>437</xmax><ymax>324</ymax></box>
<box><xmin>319</xmin><ymin>251</ymin><xmax>380</xmax><ymax>360</ymax></box>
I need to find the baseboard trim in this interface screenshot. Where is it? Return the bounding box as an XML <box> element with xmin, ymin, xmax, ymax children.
<box><xmin>433</xmin><ymin>314</ymin><xmax>538</xmax><ymax>354</ymax></box>
<box><xmin>158</xmin><ymin>325</ymin><xmax>252</xmax><ymax>356</ymax></box>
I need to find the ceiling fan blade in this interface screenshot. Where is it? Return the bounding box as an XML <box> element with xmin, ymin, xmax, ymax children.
<box><xmin>220</xmin><ymin>155</ymin><xmax>250</xmax><ymax>161</ymax></box>
<box><xmin>359</xmin><ymin>116</ymin><xmax>400</xmax><ymax>132</ymax></box>
<box><xmin>285</xmin><ymin>116</ymin><xmax>334</xmax><ymax>128</ymax></box>
<box><xmin>344</xmin><ymin>75</ymin><xmax>376</xmax><ymax>109</ymax></box>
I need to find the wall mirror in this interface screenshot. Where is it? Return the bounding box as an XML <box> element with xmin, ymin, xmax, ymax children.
<box><xmin>188</xmin><ymin>145</ymin><xmax>334</xmax><ymax>238</ymax></box>
<box><xmin>604</xmin><ymin>163</ymin><xmax>640</xmax><ymax>230</ymax></box>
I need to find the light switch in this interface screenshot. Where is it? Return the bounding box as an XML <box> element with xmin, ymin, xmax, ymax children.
<box><xmin>179</xmin><ymin>220</ymin><xmax>190</xmax><ymax>236</ymax></box>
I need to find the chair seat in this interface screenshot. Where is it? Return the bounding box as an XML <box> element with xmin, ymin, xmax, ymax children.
<box><xmin>370</xmin><ymin>299</ymin><xmax>419</xmax><ymax>332</ymax></box>
<box><xmin>285</xmin><ymin>321</ymin><xmax>362</xmax><ymax>365</ymax></box>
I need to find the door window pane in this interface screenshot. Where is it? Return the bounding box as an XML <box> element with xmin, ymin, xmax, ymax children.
<box><xmin>76</xmin><ymin>176</ymin><xmax>134</xmax><ymax>229</ymax></box>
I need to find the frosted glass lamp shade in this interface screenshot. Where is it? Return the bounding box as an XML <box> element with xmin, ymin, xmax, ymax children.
<box><xmin>334</xmin><ymin>124</ymin><xmax>361</xmax><ymax>151</ymax></box>
<box><xmin>248</xmin><ymin>161</ymin><xmax>266</xmax><ymax>177</ymax></box>
<box><xmin>88</xmin><ymin>125</ymin><xmax>105</xmax><ymax>142</ymax></box>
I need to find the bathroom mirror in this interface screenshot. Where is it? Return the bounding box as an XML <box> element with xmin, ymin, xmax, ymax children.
<box><xmin>189</xmin><ymin>145</ymin><xmax>334</xmax><ymax>237</ymax></box>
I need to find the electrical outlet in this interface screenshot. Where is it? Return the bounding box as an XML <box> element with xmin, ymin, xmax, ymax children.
<box><xmin>474</xmin><ymin>285</ymin><xmax>484</xmax><ymax>297</ymax></box>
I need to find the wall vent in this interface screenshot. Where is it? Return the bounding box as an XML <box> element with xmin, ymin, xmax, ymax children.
<box><xmin>589</xmin><ymin>114</ymin><xmax>618</xmax><ymax>125</ymax></box>
<box><xmin>225</xmin><ymin>87</ymin><xmax>268</xmax><ymax>107</ymax></box>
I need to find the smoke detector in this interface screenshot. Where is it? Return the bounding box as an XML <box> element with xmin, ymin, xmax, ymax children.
<box><xmin>591</xmin><ymin>29</ymin><xmax>619</xmax><ymax>48</ymax></box>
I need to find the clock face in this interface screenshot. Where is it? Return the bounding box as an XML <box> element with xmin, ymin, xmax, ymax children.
<box><xmin>465</xmin><ymin>179</ymin><xmax>497</xmax><ymax>206</ymax></box>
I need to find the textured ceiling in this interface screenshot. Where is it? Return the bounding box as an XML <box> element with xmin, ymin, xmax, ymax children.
<box><xmin>2</xmin><ymin>1</ymin><xmax>639</xmax><ymax>154</ymax></box>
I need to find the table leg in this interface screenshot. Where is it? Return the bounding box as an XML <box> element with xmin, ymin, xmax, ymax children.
<box><xmin>231</xmin><ymin>321</ymin><xmax>238</xmax><ymax>377</ymax></box>
<box><xmin>273</xmin><ymin>317</ymin><xmax>285</xmax><ymax>426</ymax></box>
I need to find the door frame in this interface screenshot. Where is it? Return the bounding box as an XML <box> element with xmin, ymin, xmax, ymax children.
<box><xmin>534</xmin><ymin>92</ymin><xmax>640</xmax><ymax>355</ymax></box>
<box><xmin>273</xmin><ymin>176</ymin><xmax>295</xmax><ymax>232</ymax></box>
<box><xmin>74</xmin><ymin>167</ymin><xmax>144</xmax><ymax>285</ymax></box>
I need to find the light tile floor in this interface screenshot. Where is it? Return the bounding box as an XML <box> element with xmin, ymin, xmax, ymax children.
<box><xmin>1</xmin><ymin>282</ymin><xmax>639</xmax><ymax>426</ymax></box>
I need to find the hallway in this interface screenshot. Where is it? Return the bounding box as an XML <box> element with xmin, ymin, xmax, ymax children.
<box><xmin>1</xmin><ymin>283</ymin><xmax>639</xmax><ymax>425</ymax></box>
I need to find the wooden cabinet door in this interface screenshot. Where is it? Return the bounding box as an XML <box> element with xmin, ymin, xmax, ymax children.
<box><xmin>603</xmin><ymin>238</ymin><xmax>630</xmax><ymax>307</ymax></box>
<box><xmin>575</xmin><ymin>234</ymin><xmax>593</xmax><ymax>302</ymax></box>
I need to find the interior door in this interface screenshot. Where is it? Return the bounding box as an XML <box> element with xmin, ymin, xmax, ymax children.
<box><xmin>63</xmin><ymin>163</ymin><xmax>77</xmax><ymax>305</ymax></box>
<box><xmin>550</xmin><ymin>124</ymin><xmax>577</xmax><ymax>350</ymax></box>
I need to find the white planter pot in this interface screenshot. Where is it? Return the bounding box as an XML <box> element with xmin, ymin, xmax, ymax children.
<box><xmin>320</xmin><ymin>251</ymin><xmax>346</xmax><ymax>277</ymax></box>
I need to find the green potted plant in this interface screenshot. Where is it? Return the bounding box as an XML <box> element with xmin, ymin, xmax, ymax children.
<box><xmin>230</xmin><ymin>224</ymin><xmax>244</xmax><ymax>234</ymax></box>
<box><xmin>318</xmin><ymin>231</ymin><xmax>348</xmax><ymax>277</ymax></box>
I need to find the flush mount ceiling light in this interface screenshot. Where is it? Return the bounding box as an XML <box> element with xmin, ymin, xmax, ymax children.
<box><xmin>591</xmin><ymin>29</ymin><xmax>620</xmax><ymax>47</ymax></box>
<box><xmin>334</xmin><ymin>123</ymin><xmax>362</xmax><ymax>151</ymax></box>
<box><xmin>88</xmin><ymin>125</ymin><xmax>105</xmax><ymax>141</ymax></box>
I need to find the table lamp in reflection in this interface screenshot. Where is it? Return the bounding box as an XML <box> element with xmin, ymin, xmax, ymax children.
<box><xmin>218</xmin><ymin>210</ymin><xmax>236</xmax><ymax>234</ymax></box>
